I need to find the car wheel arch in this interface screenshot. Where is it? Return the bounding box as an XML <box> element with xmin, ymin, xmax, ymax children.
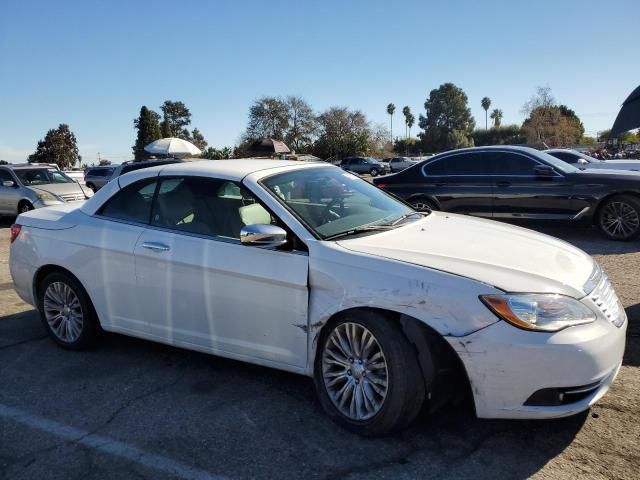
<box><xmin>407</xmin><ymin>194</ymin><xmax>440</xmax><ymax>210</ymax></box>
<box><xmin>33</xmin><ymin>265</ymin><xmax>99</xmax><ymax>321</ymax></box>
<box><xmin>311</xmin><ymin>306</ymin><xmax>471</xmax><ymax>413</ymax></box>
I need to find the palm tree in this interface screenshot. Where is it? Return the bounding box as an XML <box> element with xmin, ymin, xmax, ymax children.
<box><xmin>402</xmin><ymin>106</ymin><xmax>411</xmax><ymax>138</ymax></box>
<box><xmin>407</xmin><ymin>113</ymin><xmax>415</xmax><ymax>138</ymax></box>
<box><xmin>490</xmin><ymin>108</ymin><xmax>503</xmax><ymax>128</ymax></box>
<box><xmin>386</xmin><ymin>103</ymin><xmax>396</xmax><ymax>143</ymax></box>
<box><xmin>481</xmin><ymin>97</ymin><xmax>491</xmax><ymax>129</ymax></box>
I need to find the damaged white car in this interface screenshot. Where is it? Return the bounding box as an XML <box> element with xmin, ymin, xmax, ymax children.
<box><xmin>9</xmin><ymin>160</ymin><xmax>627</xmax><ymax>435</ymax></box>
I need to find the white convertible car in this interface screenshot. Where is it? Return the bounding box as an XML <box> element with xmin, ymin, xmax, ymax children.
<box><xmin>9</xmin><ymin>160</ymin><xmax>626</xmax><ymax>435</ymax></box>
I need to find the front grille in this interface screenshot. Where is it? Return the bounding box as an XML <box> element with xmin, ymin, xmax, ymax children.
<box><xmin>590</xmin><ymin>273</ymin><xmax>625</xmax><ymax>327</ymax></box>
<box><xmin>60</xmin><ymin>193</ymin><xmax>85</xmax><ymax>202</ymax></box>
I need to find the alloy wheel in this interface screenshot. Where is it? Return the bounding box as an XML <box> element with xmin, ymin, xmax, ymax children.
<box><xmin>322</xmin><ymin>322</ymin><xmax>389</xmax><ymax>421</ymax></box>
<box><xmin>20</xmin><ymin>204</ymin><xmax>33</xmax><ymax>214</ymax></box>
<box><xmin>43</xmin><ymin>282</ymin><xmax>84</xmax><ymax>343</ymax></box>
<box><xmin>601</xmin><ymin>201</ymin><xmax>640</xmax><ymax>239</ymax></box>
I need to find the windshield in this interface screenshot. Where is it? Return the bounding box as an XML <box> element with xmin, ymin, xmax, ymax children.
<box><xmin>262</xmin><ymin>167</ymin><xmax>416</xmax><ymax>239</ymax></box>
<box><xmin>534</xmin><ymin>151</ymin><xmax>581</xmax><ymax>174</ymax></box>
<box><xmin>15</xmin><ymin>168</ymin><xmax>75</xmax><ymax>185</ymax></box>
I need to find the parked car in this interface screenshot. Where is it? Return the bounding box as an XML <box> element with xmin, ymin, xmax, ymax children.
<box><xmin>84</xmin><ymin>166</ymin><xmax>116</xmax><ymax>191</ymax></box>
<box><xmin>10</xmin><ymin>159</ymin><xmax>626</xmax><ymax>435</ymax></box>
<box><xmin>340</xmin><ymin>157</ymin><xmax>388</xmax><ymax>176</ymax></box>
<box><xmin>388</xmin><ymin>157</ymin><xmax>418</xmax><ymax>173</ymax></box>
<box><xmin>545</xmin><ymin>149</ymin><xmax>640</xmax><ymax>171</ymax></box>
<box><xmin>373</xmin><ymin>146</ymin><xmax>640</xmax><ymax>241</ymax></box>
<box><xmin>84</xmin><ymin>159</ymin><xmax>183</xmax><ymax>192</ymax></box>
<box><xmin>0</xmin><ymin>163</ymin><xmax>92</xmax><ymax>216</ymax></box>
<box><xmin>62</xmin><ymin>170</ymin><xmax>86</xmax><ymax>182</ymax></box>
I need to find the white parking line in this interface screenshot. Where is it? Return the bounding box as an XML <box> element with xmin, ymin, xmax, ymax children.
<box><xmin>0</xmin><ymin>404</ymin><xmax>226</xmax><ymax>480</ymax></box>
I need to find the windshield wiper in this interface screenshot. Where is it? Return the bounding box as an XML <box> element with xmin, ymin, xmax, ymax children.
<box><xmin>387</xmin><ymin>211</ymin><xmax>427</xmax><ymax>226</ymax></box>
<box><xmin>324</xmin><ymin>224</ymin><xmax>398</xmax><ymax>240</ymax></box>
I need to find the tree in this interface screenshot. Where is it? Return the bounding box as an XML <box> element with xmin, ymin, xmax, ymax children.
<box><xmin>473</xmin><ymin>125</ymin><xmax>526</xmax><ymax>146</ymax></box>
<box><xmin>191</xmin><ymin>128</ymin><xmax>208</xmax><ymax>151</ymax></box>
<box><xmin>418</xmin><ymin>83</ymin><xmax>476</xmax><ymax>152</ymax></box>
<box><xmin>284</xmin><ymin>96</ymin><xmax>317</xmax><ymax>152</ymax></box>
<box><xmin>98</xmin><ymin>159</ymin><xmax>112</xmax><ymax>166</ymax></box>
<box><xmin>28</xmin><ymin>124</ymin><xmax>80</xmax><ymax>169</ymax></box>
<box><xmin>521</xmin><ymin>87</ymin><xmax>581</xmax><ymax>147</ymax></box>
<box><xmin>159</xmin><ymin>100</ymin><xmax>192</xmax><ymax>139</ymax></box>
<box><xmin>132</xmin><ymin>106</ymin><xmax>162</xmax><ymax>160</ymax></box>
<box><xmin>201</xmin><ymin>146</ymin><xmax>233</xmax><ymax>159</ymax></box>
<box><xmin>402</xmin><ymin>106</ymin><xmax>410</xmax><ymax>138</ymax></box>
<box><xmin>313</xmin><ymin>107</ymin><xmax>371</xmax><ymax>159</ymax></box>
<box><xmin>490</xmin><ymin>108</ymin><xmax>503</xmax><ymax>128</ymax></box>
<box><xmin>481</xmin><ymin>97</ymin><xmax>491</xmax><ymax>129</ymax></box>
<box><xmin>386</xmin><ymin>103</ymin><xmax>396</xmax><ymax>142</ymax></box>
<box><xmin>558</xmin><ymin>105</ymin><xmax>585</xmax><ymax>139</ymax></box>
<box><xmin>245</xmin><ymin>96</ymin><xmax>289</xmax><ymax>140</ymax></box>
<box><xmin>406</xmin><ymin>112</ymin><xmax>415</xmax><ymax>138</ymax></box>
<box><xmin>0</xmin><ymin>160</ymin><xmax>8</xmax><ymax>165</ymax></box>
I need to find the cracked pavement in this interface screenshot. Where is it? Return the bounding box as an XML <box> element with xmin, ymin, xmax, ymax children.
<box><xmin>0</xmin><ymin>219</ymin><xmax>638</xmax><ymax>479</ymax></box>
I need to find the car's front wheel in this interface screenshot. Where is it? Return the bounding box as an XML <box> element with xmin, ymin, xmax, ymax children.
<box><xmin>18</xmin><ymin>201</ymin><xmax>33</xmax><ymax>214</ymax></box>
<box><xmin>315</xmin><ymin>311</ymin><xmax>426</xmax><ymax>436</ymax></box>
<box><xmin>37</xmin><ymin>271</ymin><xmax>101</xmax><ymax>349</ymax></box>
<box><xmin>597</xmin><ymin>195</ymin><xmax>640</xmax><ymax>241</ymax></box>
<box><xmin>369</xmin><ymin>168</ymin><xmax>379</xmax><ymax>177</ymax></box>
<box><xmin>409</xmin><ymin>198</ymin><xmax>437</xmax><ymax>212</ymax></box>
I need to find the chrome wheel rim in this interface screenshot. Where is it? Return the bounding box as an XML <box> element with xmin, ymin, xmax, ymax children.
<box><xmin>601</xmin><ymin>201</ymin><xmax>640</xmax><ymax>238</ymax></box>
<box><xmin>411</xmin><ymin>201</ymin><xmax>431</xmax><ymax>212</ymax></box>
<box><xmin>43</xmin><ymin>282</ymin><xmax>83</xmax><ymax>342</ymax></box>
<box><xmin>20</xmin><ymin>204</ymin><xmax>31</xmax><ymax>213</ymax></box>
<box><xmin>370</xmin><ymin>169</ymin><xmax>378</xmax><ymax>176</ymax></box>
<box><xmin>322</xmin><ymin>322</ymin><xmax>388</xmax><ymax>421</ymax></box>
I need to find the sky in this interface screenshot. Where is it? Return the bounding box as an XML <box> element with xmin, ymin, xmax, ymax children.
<box><xmin>0</xmin><ymin>0</ymin><xmax>638</xmax><ymax>164</ymax></box>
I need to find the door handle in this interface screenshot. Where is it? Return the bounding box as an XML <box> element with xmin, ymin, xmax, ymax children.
<box><xmin>496</xmin><ymin>181</ymin><xmax>511</xmax><ymax>187</ymax></box>
<box><xmin>141</xmin><ymin>242</ymin><xmax>170</xmax><ymax>252</ymax></box>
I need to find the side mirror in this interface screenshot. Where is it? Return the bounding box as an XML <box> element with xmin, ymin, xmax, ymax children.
<box><xmin>577</xmin><ymin>158</ymin><xmax>589</xmax><ymax>165</ymax></box>
<box><xmin>534</xmin><ymin>165</ymin><xmax>555</xmax><ymax>177</ymax></box>
<box><xmin>2</xmin><ymin>180</ymin><xmax>16</xmax><ymax>188</ymax></box>
<box><xmin>240</xmin><ymin>224</ymin><xmax>287</xmax><ymax>248</ymax></box>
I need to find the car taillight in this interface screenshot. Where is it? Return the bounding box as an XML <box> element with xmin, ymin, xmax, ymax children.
<box><xmin>377</xmin><ymin>183</ymin><xmax>387</xmax><ymax>189</ymax></box>
<box><xmin>10</xmin><ymin>224</ymin><xmax>21</xmax><ymax>243</ymax></box>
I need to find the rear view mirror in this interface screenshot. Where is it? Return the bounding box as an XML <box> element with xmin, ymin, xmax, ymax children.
<box><xmin>2</xmin><ymin>180</ymin><xmax>16</xmax><ymax>187</ymax></box>
<box><xmin>534</xmin><ymin>165</ymin><xmax>555</xmax><ymax>177</ymax></box>
<box><xmin>240</xmin><ymin>224</ymin><xmax>287</xmax><ymax>248</ymax></box>
<box><xmin>577</xmin><ymin>159</ymin><xmax>589</xmax><ymax>165</ymax></box>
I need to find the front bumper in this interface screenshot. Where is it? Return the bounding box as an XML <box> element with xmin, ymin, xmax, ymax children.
<box><xmin>446</xmin><ymin>315</ymin><xmax>627</xmax><ymax>419</ymax></box>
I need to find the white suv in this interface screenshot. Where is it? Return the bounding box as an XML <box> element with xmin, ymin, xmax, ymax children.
<box><xmin>9</xmin><ymin>160</ymin><xmax>626</xmax><ymax>435</ymax></box>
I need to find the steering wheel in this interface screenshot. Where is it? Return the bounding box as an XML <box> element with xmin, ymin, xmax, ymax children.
<box><xmin>321</xmin><ymin>197</ymin><xmax>344</xmax><ymax>224</ymax></box>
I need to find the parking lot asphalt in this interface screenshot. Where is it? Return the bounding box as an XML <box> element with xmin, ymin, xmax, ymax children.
<box><xmin>0</xmin><ymin>217</ymin><xmax>638</xmax><ymax>480</ymax></box>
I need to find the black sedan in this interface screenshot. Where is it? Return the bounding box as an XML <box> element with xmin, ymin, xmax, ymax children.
<box><xmin>373</xmin><ymin>146</ymin><xmax>640</xmax><ymax>240</ymax></box>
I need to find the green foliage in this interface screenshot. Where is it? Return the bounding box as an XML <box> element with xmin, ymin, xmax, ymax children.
<box><xmin>521</xmin><ymin>87</ymin><xmax>582</xmax><ymax>147</ymax></box>
<box><xmin>28</xmin><ymin>124</ymin><xmax>79</xmax><ymax>169</ymax></box>
<box><xmin>481</xmin><ymin>97</ymin><xmax>491</xmax><ymax>129</ymax></box>
<box><xmin>245</xmin><ymin>96</ymin><xmax>289</xmax><ymax>140</ymax></box>
<box><xmin>191</xmin><ymin>128</ymin><xmax>208</xmax><ymax>151</ymax></box>
<box><xmin>201</xmin><ymin>146</ymin><xmax>233</xmax><ymax>159</ymax></box>
<box><xmin>418</xmin><ymin>83</ymin><xmax>475</xmax><ymax>152</ymax></box>
<box><xmin>490</xmin><ymin>108</ymin><xmax>503</xmax><ymax>128</ymax></box>
<box><xmin>159</xmin><ymin>100</ymin><xmax>192</xmax><ymax>139</ymax></box>
<box><xmin>558</xmin><ymin>105</ymin><xmax>585</xmax><ymax>139</ymax></box>
<box><xmin>0</xmin><ymin>160</ymin><xmax>8</xmax><ymax>165</ymax></box>
<box><xmin>393</xmin><ymin>137</ymin><xmax>421</xmax><ymax>155</ymax></box>
<box><xmin>473</xmin><ymin>125</ymin><xmax>526</xmax><ymax>146</ymax></box>
<box><xmin>132</xmin><ymin>106</ymin><xmax>162</xmax><ymax>160</ymax></box>
<box><xmin>98</xmin><ymin>159</ymin><xmax>112</xmax><ymax>166</ymax></box>
<box><xmin>312</xmin><ymin>107</ymin><xmax>371</xmax><ymax>159</ymax></box>
<box><xmin>386</xmin><ymin>103</ymin><xmax>396</xmax><ymax>141</ymax></box>
<box><xmin>284</xmin><ymin>96</ymin><xmax>317</xmax><ymax>152</ymax></box>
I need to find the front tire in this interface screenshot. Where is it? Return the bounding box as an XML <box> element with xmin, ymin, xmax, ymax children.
<box><xmin>37</xmin><ymin>271</ymin><xmax>101</xmax><ymax>349</ymax></box>
<box><xmin>409</xmin><ymin>198</ymin><xmax>437</xmax><ymax>212</ymax></box>
<box><xmin>314</xmin><ymin>311</ymin><xmax>426</xmax><ymax>436</ymax></box>
<box><xmin>369</xmin><ymin>168</ymin><xmax>379</xmax><ymax>177</ymax></box>
<box><xmin>18</xmin><ymin>201</ymin><xmax>33</xmax><ymax>214</ymax></box>
<box><xmin>597</xmin><ymin>195</ymin><xmax>640</xmax><ymax>241</ymax></box>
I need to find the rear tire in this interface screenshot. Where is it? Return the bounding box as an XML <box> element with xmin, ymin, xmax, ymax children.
<box><xmin>409</xmin><ymin>198</ymin><xmax>437</xmax><ymax>212</ymax></box>
<box><xmin>37</xmin><ymin>271</ymin><xmax>101</xmax><ymax>350</ymax></box>
<box><xmin>370</xmin><ymin>168</ymin><xmax>379</xmax><ymax>177</ymax></box>
<box><xmin>314</xmin><ymin>311</ymin><xmax>426</xmax><ymax>436</ymax></box>
<box><xmin>597</xmin><ymin>195</ymin><xmax>640</xmax><ymax>241</ymax></box>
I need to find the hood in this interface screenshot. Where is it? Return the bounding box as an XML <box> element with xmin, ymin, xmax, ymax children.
<box><xmin>337</xmin><ymin>212</ymin><xmax>595</xmax><ymax>298</ymax></box>
<box><xmin>28</xmin><ymin>183</ymin><xmax>90</xmax><ymax>199</ymax></box>
<box><xmin>573</xmin><ymin>168</ymin><xmax>640</xmax><ymax>180</ymax></box>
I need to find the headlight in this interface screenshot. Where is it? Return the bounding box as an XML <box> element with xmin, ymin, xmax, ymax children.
<box><xmin>36</xmin><ymin>191</ymin><xmax>61</xmax><ymax>203</ymax></box>
<box><xmin>481</xmin><ymin>294</ymin><xmax>596</xmax><ymax>332</ymax></box>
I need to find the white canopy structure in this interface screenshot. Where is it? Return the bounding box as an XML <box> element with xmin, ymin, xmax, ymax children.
<box><xmin>144</xmin><ymin>138</ymin><xmax>202</xmax><ymax>157</ymax></box>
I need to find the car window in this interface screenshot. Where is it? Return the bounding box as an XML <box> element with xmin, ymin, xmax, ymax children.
<box><xmin>484</xmin><ymin>152</ymin><xmax>538</xmax><ymax>175</ymax></box>
<box><xmin>0</xmin><ymin>170</ymin><xmax>13</xmax><ymax>183</ymax></box>
<box><xmin>263</xmin><ymin>167</ymin><xmax>413</xmax><ymax>239</ymax></box>
<box><xmin>424</xmin><ymin>153</ymin><xmax>489</xmax><ymax>175</ymax></box>
<box><xmin>99</xmin><ymin>178</ymin><xmax>157</xmax><ymax>224</ymax></box>
<box><xmin>549</xmin><ymin>152</ymin><xmax>576</xmax><ymax>163</ymax></box>
<box><xmin>14</xmin><ymin>168</ymin><xmax>75</xmax><ymax>185</ymax></box>
<box><xmin>151</xmin><ymin>177</ymin><xmax>275</xmax><ymax>239</ymax></box>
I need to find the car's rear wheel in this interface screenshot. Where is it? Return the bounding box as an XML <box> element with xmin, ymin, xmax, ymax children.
<box><xmin>597</xmin><ymin>195</ymin><xmax>640</xmax><ymax>241</ymax></box>
<box><xmin>37</xmin><ymin>271</ymin><xmax>101</xmax><ymax>349</ymax></box>
<box><xmin>86</xmin><ymin>183</ymin><xmax>96</xmax><ymax>193</ymax></box>
<box><xmin>409</xmin><ymin>198</ymin><xmax>437</xmax><ymax>212</ymax></box>
<box><xmin>18</xmin><ymin>201</ymin><xmax>33</xmax><ymax>214</ymax></box>
<box><xmin>370</xmin><ymin>168</ymin><xmax>379</xmax><ymax>177</ymax></box>
<box><xmin>315</xmin><ymin>311</ymin><xmax>426</xmax><ymax>436</ymax></box>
